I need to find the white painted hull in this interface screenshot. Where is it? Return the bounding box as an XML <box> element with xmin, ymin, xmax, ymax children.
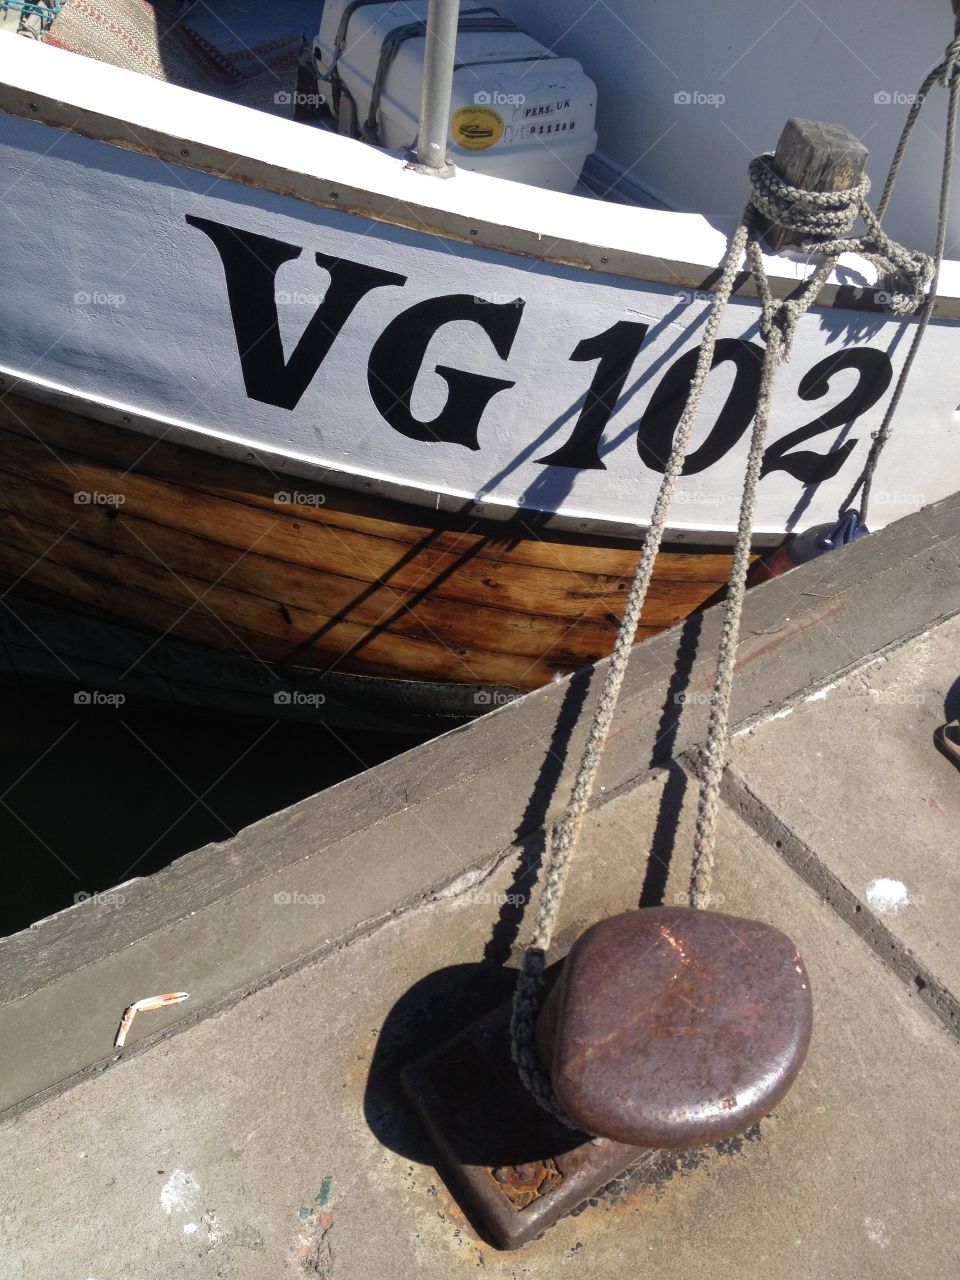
<box><xmin>1</xmin><ymin>35</ymin><xmax>959</xmax><ymax>544</ymax></box>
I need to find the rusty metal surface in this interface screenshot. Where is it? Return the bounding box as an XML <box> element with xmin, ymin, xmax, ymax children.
<box><xmin>401</xmin><ymin>997</ymin><xmax>661</xmax><ymax>1249</ymax></box>
<box><xmin>546</xmin><ymin>906</ymin><xmax>813</xmax><ymax>1147</ymax></box>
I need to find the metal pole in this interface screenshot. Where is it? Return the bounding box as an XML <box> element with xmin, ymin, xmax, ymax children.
<box><xmin>415</xmin><ymin>0</ymin><xmax>459</xmax><ymax>175</ymax></box>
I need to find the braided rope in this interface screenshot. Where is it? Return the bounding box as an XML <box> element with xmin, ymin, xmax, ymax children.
<box><xmin>749</xmin><ymin>154</ymin><xmax>933</xmax><ymax>317</ymax></box>
<box><xmin>510</xmin><ymin>35</ymin><xmax>957</xmax><ymax>1124</ymax></box>
<box><xmin>844</xmin><ymin>36</ymin><xmax>960</xmax><ymax>523</ymax></box>
<box><xmin>510</xmin><ymin>218</ymin><xmax>752</xmax><ymax>1122</ymax></box>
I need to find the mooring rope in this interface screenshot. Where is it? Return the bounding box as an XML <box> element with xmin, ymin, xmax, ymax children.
<box><xmin>510</xmin><ymin>216</ymin><xmax>754</xmax><ymax>1123</ymax></box>
<box><xmin>842</xmin><ymin>35</ymin><xmax>960</xmax><ymax>523</ymax></box>
<box><xmin>511</xmin><ymin>33</ymin><xmax>960</xmax><ymax>1125</ymax></box>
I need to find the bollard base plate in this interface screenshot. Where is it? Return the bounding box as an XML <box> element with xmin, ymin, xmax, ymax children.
<box><xmin>401</xmin><ymin>996</ymin><xmax>660</xmax><ymax>1249</ymax></box>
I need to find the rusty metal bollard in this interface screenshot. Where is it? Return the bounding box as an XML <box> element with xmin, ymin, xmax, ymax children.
<box><xmin>535</xmin><ymin>907</ymin><xmax>812</xmax><ymax>1148</ymax></box>
<box><xmin>403</xmin><ymin>905</ymin><xmax>812</xmax><ymax>1248</ymax></box>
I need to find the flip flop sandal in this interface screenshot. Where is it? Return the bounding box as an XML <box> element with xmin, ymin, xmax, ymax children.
<box><xmin>934</xmin><ymin>720</ymin><xmax>960</xmax><ymax>772</ymax></box>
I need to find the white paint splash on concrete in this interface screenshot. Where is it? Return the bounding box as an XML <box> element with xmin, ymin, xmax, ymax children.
<box><xmin>160</xmin><ymin>1169</ymin><xmax>200</xmax><ymax>1215</ymax></box>
<box><xmin>183</xmin><ymin>1223</ymin><xmax>197</xmax><ymax>1236</ymax></box>
<box><xmin>806</xmin><ymin>686</ymin><xmax>831</xmax><ymax>702</ymax></box>
<box><xmin>766</xmin><ymin>704</ymin><xmax>796</xmax><ymax>723</ymax></box>
<box><xmin>865</xmin><ymin>879</ymin><xmax>913</xmax><ymax>915</ymax></box>
<box><xmin>864</xmin><ymin>1216</ymin><xmax>890</xmax><ymax>1248</ymax></box>
<box><xmin>202</xmin><ymin>1210</ymin><xmax>225</xmax><ymax>1245</ymax></box>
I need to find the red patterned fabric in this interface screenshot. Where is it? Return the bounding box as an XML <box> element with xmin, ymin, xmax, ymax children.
<box><xmin>47</xmin><ymin>0</ymin><xmax>302</xmax><ymax>113</ymax></box>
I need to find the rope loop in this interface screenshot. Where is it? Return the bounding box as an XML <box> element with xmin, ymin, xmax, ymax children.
<box><xmin>938</xmin><ymin>34</ymin><xmax>960</xmax><ymax>86</ymax></box>
<box><xmin>746</xmin><ymin>153</ymin><xmax>934</xmax><ymax>316</ymax></box>
<box><xmin>748</xmin><ymin>153</ymin><xmax>867</xmax><ymax>239</ymax></box>
<box><xmin>752</xmin><ymin>153</ymin><xmax>865</xmax><ymax>240</ymax></box>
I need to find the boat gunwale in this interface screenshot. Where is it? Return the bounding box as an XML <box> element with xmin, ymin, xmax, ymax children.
<box><xmin>2</xmin><ymin>38</ymin><xmax>960</xmax><ymax>316</ymax></box>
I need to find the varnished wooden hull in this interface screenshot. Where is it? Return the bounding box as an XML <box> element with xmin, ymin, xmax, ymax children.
<box><xmin>0</xmin><ymin>395</ymin><xmax>741</xmax><ymax>715</ymax></box>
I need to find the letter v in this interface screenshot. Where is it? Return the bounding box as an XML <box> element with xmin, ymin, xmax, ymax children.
<box><xmin>187</xmin><ymin>215</ymin><xmax>406</xmax><ymax>410</ymax></box>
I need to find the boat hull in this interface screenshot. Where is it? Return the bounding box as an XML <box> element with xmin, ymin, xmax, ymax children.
<box><xmin>0</xmin><ymin>394</ymin><xmax>742</xmax><ymax>718</ymax></box>
<box><xmin>1</xmin><ymin>37</ymin><xmax>958</xmax><ymax>721</ymax></box>
<box><xmin>1</xmin><ymin>38</ymin><xmax>959</xmax><ymax>548</ymax></box>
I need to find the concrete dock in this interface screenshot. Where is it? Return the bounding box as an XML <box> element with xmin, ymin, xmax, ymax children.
<box><xmin>2</xmin><ymin>493</ymin><xmax>960</xmax><ymax>1278</ymax></box>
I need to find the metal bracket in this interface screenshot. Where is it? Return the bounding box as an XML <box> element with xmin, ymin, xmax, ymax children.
<box><xmin>401</xmin><ymin>995</ymin><xmax>661</xmax><ymax>1248</ymax></box>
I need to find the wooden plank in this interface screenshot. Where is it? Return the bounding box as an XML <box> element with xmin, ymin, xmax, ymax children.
<box><xmin>0</xmin><ymin>558</ymin><xmax>513</xmax><ymax>686</ymax></box>
<box><xmin>0</xmin><ymin>497</ymin><xmax>655</xmax><ymax>669</ymax></box>
<box><xmin>0</xmin><ymin>440</ymin><xmax>726</xmax><ymax>622</ymax></box>
<box><xmin>0</xmin><ymin>395</ymin><xmax>740</xmax><ymax>689</ymax></box>
<box><xmin>764</xmin><ymin>118</ymin><xmax>869</xmax><ymax>251</ymax></box>
<box><xmin>0</xmin><ymin>511</ymin><xmax>677</xmax><ymax>687</ymax></box>
<box><xmin>0</xmin><ymin>396</ymin><xmax>735</xmax><ymax>572</ymax></box>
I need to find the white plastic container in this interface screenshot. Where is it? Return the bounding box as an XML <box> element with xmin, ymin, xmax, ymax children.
<box><xmin>314</xmin><ymin>0</ymin><xmax>597</xmax><ymax>192</ymax></box>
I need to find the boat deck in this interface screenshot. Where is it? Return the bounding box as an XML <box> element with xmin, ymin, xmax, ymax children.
<box><xmin>3</xmin><ymin>490</ymin><xmax>959</xmax><ymax>1275</ymax></box>
<box><xmin>1</xmin><ymin>0</ymin><xmax>666</xmax><ymax>207</ymax></box>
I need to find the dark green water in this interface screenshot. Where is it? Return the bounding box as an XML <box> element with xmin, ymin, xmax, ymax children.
<box><xmin>0</xmin><ymin>682</ymin><xmax>427</xmax><ymax>937</ymax></box>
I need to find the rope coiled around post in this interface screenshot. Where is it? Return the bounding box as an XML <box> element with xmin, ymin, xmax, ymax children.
<box><xmin>748</xmin><ymin>154</ymin><xmax>933</xmax><ymax>317</ymax></box>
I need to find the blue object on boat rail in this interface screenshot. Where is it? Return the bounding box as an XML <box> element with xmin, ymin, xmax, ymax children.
<box><xmin>747</xmin><ymin>509</ymin><xmax>870</xmax><ymax>585</ymax></box>
<box><xmin>0</xmin><ymin>1</ymin><xmax>61</xmax><ymax>25</ymax></box>
<box><xmin>815</xmin><ymin>508</ymin><xmax>870</xmax><ymax>552</ymax></box>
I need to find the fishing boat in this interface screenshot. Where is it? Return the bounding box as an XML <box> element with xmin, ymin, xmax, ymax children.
<box><xmin>0</xmin><ymin>0</ymin><xmax>958</xmax><ymax>728</ymax></box>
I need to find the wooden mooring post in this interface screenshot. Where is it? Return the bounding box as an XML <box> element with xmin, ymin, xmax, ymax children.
<box><xmin>763</xmin><ymin>117</ymin><xmax>869</xmax><ymax>251</ymax></box>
